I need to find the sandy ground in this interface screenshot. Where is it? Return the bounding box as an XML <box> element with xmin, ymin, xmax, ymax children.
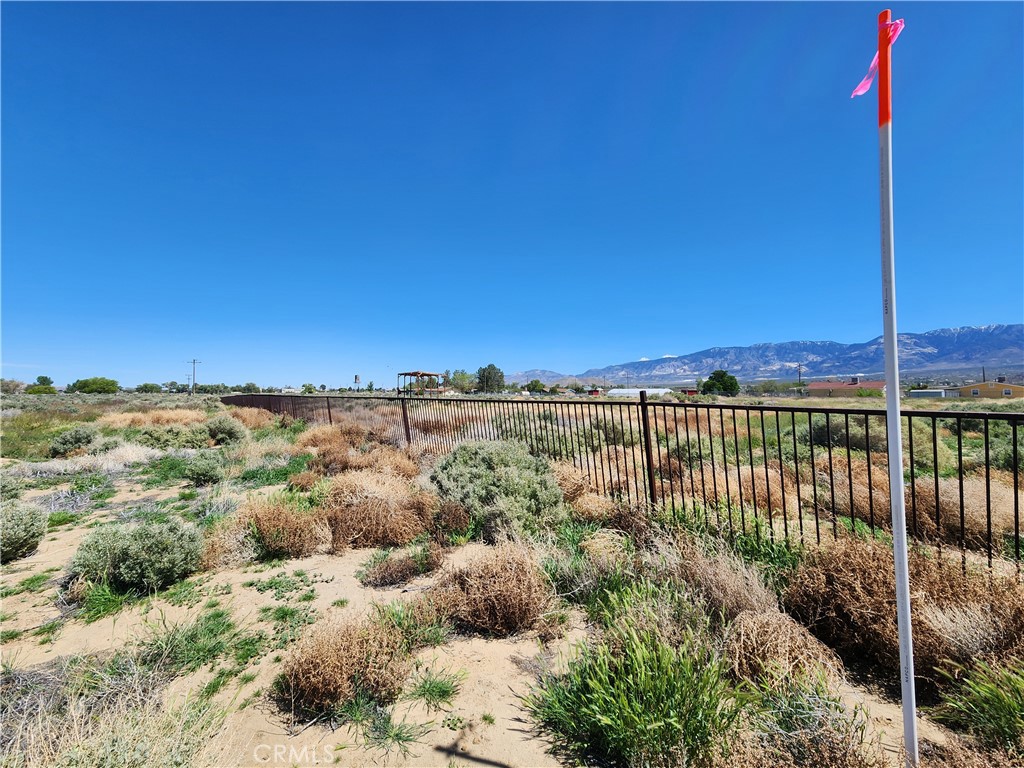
<box><xmin>1</xmin><ymin>474</ymin><xmax>963</xmax><ymax>768</ymax></box>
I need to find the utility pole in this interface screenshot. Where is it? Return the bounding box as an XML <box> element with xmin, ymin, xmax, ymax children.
<box><xmin>797</xmin><ymin>363</ymin><xmax>803</xmax><ymax>384</ymax></box>
<box><xmin>186</xmin><ymin>359</ymin><xmax>202</xmax><ymax>396</ymax></box>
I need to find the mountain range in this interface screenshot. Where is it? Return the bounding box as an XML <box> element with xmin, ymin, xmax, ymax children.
<box><xmin>509</xmin><ymin>324</ymin><xmax>1024</xmax><ymax>386</ymax></box>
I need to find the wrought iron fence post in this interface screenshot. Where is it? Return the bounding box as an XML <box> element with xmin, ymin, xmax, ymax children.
<box><xmin>400</xmin><ymin>398</ymin><xmax>412</xmax><ymax>446</ymax></box>
<box><xmin>325</xmin><ymin>396</ymin><xmax>332</xmax><ymax>425</ymax></box>
<box><xmin>639</xmin><ymin>390</ymin><xmax>658</xmax><ymax>506</ymax></box>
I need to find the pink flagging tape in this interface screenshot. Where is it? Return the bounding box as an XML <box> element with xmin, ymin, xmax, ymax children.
<box><xmin>850</xmin><ymin>19</ymin><xmax>905</xmax><ymax>98</ymax></box>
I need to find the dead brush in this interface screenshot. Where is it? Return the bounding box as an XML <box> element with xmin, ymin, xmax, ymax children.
<box><xmin>784</xmin><ymin>536</ymin><xmax>1024</xmax><ymax>690</ymax></box>
<box><xmin>724</xmin><ymin>610</ymin><xmax>844</xmax><ymax>687</ymax></box>
<box><xmin>279</xmin><ymin>614</ymin><xmax>409</xmax><ymax>715</ymax></box>
<box><xmin>242</xmin><ymin>499</ymin><xmax>330</xmax><ymax>560</ymax></box>
<box><xmin>294</xmin><ymin>421</ymin><xmax>368</xmax><ymax>453</ymax></box>
<box><xmin>228</xmin><ymin>407</ymin><xmax>278</xmax><ymax>430</ymax></box>
<box><xmin>908</xmin><ymin>474</ymin><xmax>1017</xmax><ymax>549</ymax></box>
<box><xmin>411</xmin><ymin>412</ymin><xmax>475</xmax><ymax>436</ymax></box>
<box><xmin>917</xmin><ymin>735</ymin><xmax>1019</xmax><ymax>768</ymax></box>
<box><xmin>708</xmin><ymin>462</ymin><xmax>801</xmax><ymax>518</ymax></box>
<box><xmin>347</xmin><ymin>445</ymin><xmax>419</xmax><ymax>479</ymax></box>
<box><xmin>432</xmin><ymin>500</ymin><xmax>471</xmax><ymax>541</ymax></box>
<box><xmin>596</xmin><ymin>445</ymin><xmax>646</xmax><ymax>500</ymax></box>
<box><xmin>323</xmin><ymin>470</ymin><xmax>436</xmax><ymax>549</ymax></box>
<box><xmin>201</xmin><ymin>514</ymin><xmax>259</xmax><ymax>569</ymax></box>
<box><xmin>570</xmin><ymin>492</ymin><xmax>617</xmax><ymax>524</ymax></box>
<box><xmin>435</xmin><ymin>544</ymin><xmax>551</xmax><ymax>636</ymax></box>
<box><xmin>287</xmin><ymin>470</ymin><xmax>321</xmax><ymax>492</ymax></box>
<box><xmin>97</xmin><ymin>408</ymin><xmax>208</xmax><ymax>429</ymax></box>
<box><xmin>643</xmin><ymin>532</ymin><xmax>779</xmax><ymax>625</ymax></box>
<box><xmin>550</xmin><ymin>461</ymin><xmax>591</xmax><ymax>503</ymax></box>
<box><xmin>359</xmin><ymin>541</ymin><xmax>444</xmax><ymax>587</ymax></box>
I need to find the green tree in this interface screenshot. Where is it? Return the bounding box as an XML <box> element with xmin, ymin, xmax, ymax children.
<box><xmin>136</xmin><ymin>383</ymin><xmax>162</xmax><ymax>393</ymax></box>
<box><xmin>366</xmin><ymin>381</ymin><xmax>375</xmax><ymax>392</ymax></box>
<box><xmin>0</xmin><ymin>379</ymin><xmax>25</xmax><ymax>395</ymax></box>
<box><xmin>237</xmin><ymin>382</ymin><xmax>261</xmax><ymax>394</ymax></box>
<box><xmin>526</xmin><ymin>379</ymin><xmax>546</xmax><ymax>393</ymax></box>
<box><xmin>25</xmin><ymin>384</ymin><xmax>57</xmax><ymax>394</ymax></box>
<box><xmin>301</xmin><ymin>383</ymin><xmax>316</xmax><ymax>395</ymax></box>
<box><xmin>449</xmin><ymin>369</ymin><xmax>477</xmax><ymax>393</ymax></box>
<box><xmin>700</xmin><ymin>370</ymin><xmax>739</xmax><ymax>397</ymax></box>
<box><xmin>66</xmin><ymin>377</ymin><xmax>119</xmax><ymax>394</ymax></box>
<box><xmin>35</xmin><ymin>376</ymin><xmax>54</xmax><ymax>387</ymax></box>
<box><xmin>319</xmin><ymin>384</ymin><xmax>327</xmax><ymax>392</ymax></box>
<box><xmin>476</xmin><ymin>364</ymin><xmax>505</xmax><ymax>393</ymax></box>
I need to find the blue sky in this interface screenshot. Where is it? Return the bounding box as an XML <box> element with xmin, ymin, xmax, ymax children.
<box><xmin>2</xmin><ymin>2</ymin><xmax>1021</xmax><ymax>388</ymax></box>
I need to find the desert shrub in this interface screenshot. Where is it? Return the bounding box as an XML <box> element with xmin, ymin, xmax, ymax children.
<box><xmin>372</xmin><ymin>594</ymin><xmax>457</xmax><ymax>651</ymax></box>
<box><xmin>323</xmin><ymin>470</ymin><xmax>435</xmax><ymax>549</ymax></box>
<box><xmin>358</xmin><ymin>540</ymin><xmax>444</xmax><ymax>587</ymax></box>
<box><xmin>550</xmin><ymin>461</ymin><xmax>590</xmax><ymax>502</ymax></box>
<box><xmin>287</xmin><ymin>470</ymin><xmax>321</xmax><ymax>491</ymax></box>
<box><xmin>134</xmin><ymin>424</ymin><xmax>210</xmax><ymax>450</ymax></box>
<box><xmin>724</xmin><ymin>610</ymin><xmax>843</xmax><ymax>687</ymax></box>
<box><xmin>0</xmin><ymin>500</ymin><xmax>46</xmax><ymax>563</ymax></box>
<box><xmin>808</xmin><ymin>414</ymin><xmax>888</xmax><ymax>453</ymax></box>
<box><xmin>49</xmin><ymin>425</ymin><xmax>96</xmax><ymax>457</ymax></box>
<box><xmin>98</xmin><ymin>409</ymin><xmax>207</xmax><ymax>429</ymax></box>
<box><xmin>594</xmin><ymin>579</ymin><xmax>709</xmax><ymax>653</ymax></box>
<box><xmin>784</xmin><ymin>537</ymin><xmax>1024</xmax><ymax>691</ymax></box>
<box><xmin>524</xmin><ymin>621</ymin><xmax>741</xmax><ymax>768</ymax></box>
<box><xmin>744</xmin><ymin>670</ymin><xmax>884</xmax><ymax>768</ymax></box>
<box><xmin>435</xmin><ymin>544</ymin><xmax>550</xmax><ymax>636</ymax></box>
<box><xmin>228</xmin><ymin>407</ymin><xmax>278</xmax><ymax>430</ymax></box>
<box><xmin>430</xmin><ymin>441</ymin><xmax>567</xmax><ymax>542</ymax></box>
<box><xmin>70</xmin><ymin>519</ymin><xmax>202</xmax><ymax>592</ymax></box>
<box><xmin>201</xmin><ymin>515</ymin><xmax>259</xmax><ymax>569</ymax></box>
<box><xmin>0</xmin><ymin>474</ymin><xmax>26</xmax><ymax>501</ymax></box>
<box><xmin>243</xmin><ymin>499</ymin><xmax>328</xmax><ymax>560</ymax></box>
<box><xmin>278</xmin><ymin>614</ymin><xmax>409</xmax><ymax>715</ymax></box>
<box><xmin>570</xmin><ymin>491</ymin><xmax>617</xmax><ymax>523</ymax></box>
<box><xmin>644</xmin><ymin>532</ymin><xmax>779</xmax><ymax>625</ymax></box>
<box><xmin>205</xmin><ymin>414</ymin><xmax>248</xmax><ymax>445</ymax></box>
<box><xmin>295</xmin><ymin>421</ymin><xmax>368</xmax><ymax>452</ymax></box>
<box><xmin>934</xmin><ymin>658</ymin><xmax>1024</xmax><ymax>755</ymax></box>
<box><xmin>433</xmin><ymin>500</ymin><xmax>472</xmax><ymax>542</ymax></box>
<box><xmin>918</xmin><ymin>734</ymin><xmax>1020</xmax><ymax>768</ymax></box>
<box><xmin>184</xmin><ymin>453</ymin><xmax>223</xmax><ymax>486</ymax></box>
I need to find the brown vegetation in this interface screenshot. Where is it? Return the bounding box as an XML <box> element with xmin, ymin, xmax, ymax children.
<box><xmin>724</xmin><ymin>610</ymin><xmax>844</xmax><ymax>687</ymax></box>
<box><xmin>570</xmin><ymin>492</ymin><xmax>617</xmax><ymax>523</ymax></box>
<box><xmin>287</xmin><ymin>470</ymin><xmax>321</xmax><ymax>491</ymax></box>
<box><xmin>243</xmin><ymin>499</ymin><xmax>330</xmax><ymax>559</ymax></box>
<box><xmin>435</xmin><ymin>545</ymin><xmax>550</xmax><ymax>636</ymax></box>
<box><xmin>279</xmin><ymin>614</ymin><xmax>409</xmax><ymax>714</ymax></box>
<box><xmin>359</xmin><ymin>542</ymin><xmax>444</xmax><ymax>587</ymax></box>
<box><xmin>322</xmin><ymin>470</ymin><xmax>436</xmax><ymax>549</ymax></box>
<box><xmin>97</xmin><ymin>409</ymin><xmax>208</xmax><ymax>429</ymax></box>
<box><xmin>784</xmin><ymin>537</ymin><xmax>1024</xmax><ymax>688</ymax></box>
<box><xmin>227</xmin><ymin>407</ymin><xmax>278</xmax><ymax>430</ymax></box>
<box><xmin>550</xmin><ymin>461</ymin><xmax>591</xmax><ymax>502</ymax></box>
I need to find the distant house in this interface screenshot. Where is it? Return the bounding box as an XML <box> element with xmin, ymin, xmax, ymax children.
<box><xmin>805</xmin><ymin>377</ymin><xmax>886</xmax><ymax>397</ymax></box>
<box><xmin>606</xmin><ymin>388</ymin><xmax>674</xmax><ymax>398</ymax></box>
<box><xmin>587</xmin><ymin>388</ymin><xmax>604</xmax><ymax>397</ymax></box>
<box><xmin>954</xmin><ymin>380</ymin><xmax>1024</xmax><ymax>399</ymax></box>
<box><xmin>907</xmin><ymin>389</ymin><xmax>949</xmax><ymax>399</ymax></box>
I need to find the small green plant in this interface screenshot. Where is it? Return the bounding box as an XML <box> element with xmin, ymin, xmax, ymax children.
<box><xmin>332</xmin><ymin>599</ymin><xmax>349</xmax><ymax>608</ymax></box>
<box><xmin>1</xmin><ymin>628</ymin><xmax>24</xmax><ymax>643</ymax></box>
<box><xmin>184</xmin><ymin>453</ymin><xmax>224</xmax><ymax>486</ymax></box>
<box><xmin>524</xmin><ymin>623</ymin><xmax>741</xmax><ymax>767</ymax></box>
<box><xmin>481</xmin><ymin>712</ymin><xmax>495</xmax><ymax>725</ymax></box>
<box><xmin>404</xmin><ymin>667</ymin><xmax>463</xmax><ymax>712</ymax></box>
<box><xmin>0</xmin><ymin>500</ymin><xmax>47</xmax><ymax>563</ymax></box>
<box><xmin>934</xmin><ymin>658</ymin><xmax>1024</xmax><ymax>755</ymax></box>
<box><xmin>48</xmin><ymin>425</ymin><xmax>96</xmax><ymax>457</ymax></box>
<box><xmin>239</xmin><ymin>454</ymin><xmax>312</xmax><ymax>486</ymax></box>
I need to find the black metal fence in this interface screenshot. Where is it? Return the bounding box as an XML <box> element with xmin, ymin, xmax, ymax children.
<box><xmin>222</xmin><ymin>393</ymin><xmax>1022</xmax><ymax>571</ymax></box>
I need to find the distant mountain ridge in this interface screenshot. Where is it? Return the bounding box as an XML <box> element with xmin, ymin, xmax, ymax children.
<box><xmin>508</xmin><ymin>324</ymin><xmax>1024</xmax><ymax>385</ymax></box>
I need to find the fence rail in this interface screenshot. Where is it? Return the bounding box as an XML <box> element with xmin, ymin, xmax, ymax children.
<box><xmin>223</xmin><ymin>393</ymin><xmax>1022</xmax><ymax>570</ymax></box>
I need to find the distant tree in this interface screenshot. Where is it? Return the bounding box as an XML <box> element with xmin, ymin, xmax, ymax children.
<box><xmin>136</xmin><ymin>383</ymin><xmax>162</xmax><ymax>393</ymax></box>
<box><xmin>571</xmin><ymin>384</ymin><xmax>586</xmax><ymax>394</ymax></box>
<box><xmin>366</xmin><ymin>381</ymin><xmax>375</xmax><ymax>392</ymax></box>
<box><xmin>319</xmin><ymin>384</ymin><xmax>327</xmax><ymax>392</ymax></box>
<box><xmin>237</xmin><ymin>382</ymin><xmax>261</xmax><ymax>394</ymax></box>
<box><xmin>525</xmin><ymin>379</ymin><xmax>546</xmax><ymax>393</ymax></box>
<box><xmin>701</xmin><ymin>370</ymin><xmax>739</xmax><ymax>397</ymax></box>
<box><xmin>35</xmin><ymin>376</ymin><xmax>54</xmax><ymax>387</ymax></box>
<box><xmin>67</xmin><ymin>377</ymin><xmax>119</xmax><ymax>394</ymax></box>
<box><xmin>194</xmin><ymin>383</ymin><xmax>229</xmax><ymax>394</ymax></box>
<box><xmin>25</xmin><ymin>384</ymin><xmax>57</xmax><ymax>394</ymax></box>
<box><xmin>301</xmin><ymin>383</ymin><xmax>316</xmax><ymax>395</ymax></box>
<box><xmin>448</xmin><ymin>370</ymin><xmax>477</xmax><ymax>393</ymax></box>
<box><xmin>476</xmin><ymin>364</ymin><xmax>505</xmax><ymax>393</ymax></box>
<box><xmin>0</xmin><ymin>379</ymin><xmax>26</xmax><ymax>395</ymax></box>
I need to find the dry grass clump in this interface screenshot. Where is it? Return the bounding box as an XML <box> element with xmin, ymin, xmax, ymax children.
<box><xmin>433</xmin><ymin>500</ymin><xmax>471</xmax><ymax>541</ymax></box>
<box><xmin>784</xmin><ymin>537</ymin><xmax>1024</xmax><ymax>688</ymax></box>
<box><xmin>228</xmin><ymin>407</ymin><xmax>278</xmax><ymax>430</ymax></box>
<box><xmin>707</xmin><ymin>463</ymin><xmax>801</xmax><ymax>518</ymax></box>
<box><xmin>287</xmin><ymin>470</ymin><xmax>321</xmax><ymax>491</ymax></box>
<box><xmin>645</xmin><ymin>533</ymin><xmax>779</xmax><ymax>625</ymax></box>
<box><xmin>323</xmin><ymin>470</ymin><xmax>436</xmax><ymax>549</ymax></box>
<box><xmin>359</xmin><ymin>541</ymin><xmax>444</xmax><ymax>587</ymax></box>
<box><xmin>908</xmin><ymin>475</ymin><xmax>1017</xmax><ymax>549</ymax></box>
<box><xmin>243</xmin><ymin>499</ymin><xmax>329</xmax><ymax>560</ymax></box>
<box><xmin>918</xmin><ymin>735</ymin><xmax>1019</xmax><ymax>768</ymax></box>
<box><xmin>279</xmin><ymin>614</ymin><xmax>409</xmax><ymax>714</ymax></box>
<box><xmin>550</xmin><ymin>461</ymin><xmax>591</xmax><ymax>502</ymax></box>
<box><xmin>435</xmin><ymin>544</ymin><xmax>551</xmax><ymax>636</ymax></box>
<box><xmin>8</xmin><ymin>442</ymin><xmax>163</xmax><ymax>478</ymax></box>
<box><xmin>295</xmin><ymin>421</ymin><xmax>367</xmax><ymax>452</ymax></box>
<box><xmin>97</xmin><ymin>409</ymin><xmax>208</xmax><ymax>429</ymax></box>
<box><xmin>571</xmin><ymin>491</ymin><xmax>617</xmax><ymax>523</ymax></box>
<box><xmin>724</xmin><ymin>610</ymin><xmax>844</xmax><ymax>687</ymax></box>
<box><xmin>201</xmin><ymin>514</ymin><xmax>259</xmax><ymax>569</ymax></box>
<box><xmin>345</xmin><ymin>445</ymin><xmax>419</xmax><ymax>479</ymax></box>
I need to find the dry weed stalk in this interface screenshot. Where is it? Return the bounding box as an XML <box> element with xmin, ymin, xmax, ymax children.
<box><xmin>724</xmin><ymin>610</ymin><xmax>844</xmax><ymax>687</ymax></box>
<box><xmin>227</xmin><ymin>407</ymin><xmax>278</xmax><ymax>429</ymax></box>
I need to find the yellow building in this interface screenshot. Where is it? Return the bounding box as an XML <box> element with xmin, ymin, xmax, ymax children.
<box><xmin>954</xmin><ymin>381</ymin><xmax>1024</xmax><ymax>399</ymax></box>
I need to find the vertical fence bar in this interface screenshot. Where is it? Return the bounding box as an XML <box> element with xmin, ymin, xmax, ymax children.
<box><xmin>907</xmin><ymin>415</ymin><xmax>917</xmax><ymax>535</ymax></box>
<box><xmin>985</xmin><ymin>417</ymin><xmax>992</xmax><ymax>569</ymax></box>
<box><xmin>640</xmin><ymin>392</ymin><xmax>658</xmax><ymax>507</ymax></box>
<box><xmin>732</xmin><ymin>408</ymin><xmax>744</xmax><ymax>534</ymax></box>
<box><xmin>746</xmin><ymin>410</ymin><xmax>759</xmax><ymax>536</ymax></box>
<box><xmin>775</xmin><ymin>411</ymin><xmax>788</xmax><ymax>541</ymax></box>
<box><xmin>808</xmin><ymin>412</ymin><xmax>820</xmax><ymax>543</ymax></box>
<box><xmin>866</xmin><ymin>415</ymin><xmax>876</xmax><ymax>535</ymax></box>
<box><xmin>826</xmin><ymin>414</ymin><xmax>838</xmax><ymax>541</ymax></box>
<box><xmin>400</xmin><ymin>398</ymin><xmax>412</xmax><ymax>447</ymax></box>
<box><xmin>791</xmin><ymin>411</ymin><xmax>803</xmax><ymax>544</ymax></box>
<box><xmin>719</xmin><ymin>409</ymin><xmax>732</xmax><ymax>537</ymax></box>
<box><xmin>325</xmin><ymin>396</ymin><xmax>333</xmax><ymax>425</ymax></box>
<box><xmin>844</xmin><ymin>413</ymin><xmax>855</xmax><ymax>533</ymax></box>
<box><xmin>1013</xmin><ymin>419</ymin><xmax>1020</xmax><ymax>576</ymax></box>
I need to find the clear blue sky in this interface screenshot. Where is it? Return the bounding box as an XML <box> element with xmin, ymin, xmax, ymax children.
<box><xmin>2</xmin><ymin>2</ymin><xmax>1021</xmax><ymax>388</ymax></box>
